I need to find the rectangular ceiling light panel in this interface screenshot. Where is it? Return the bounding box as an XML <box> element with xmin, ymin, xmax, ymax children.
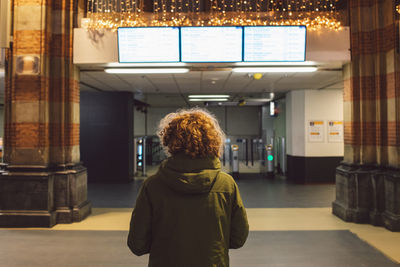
<box><xmin>189</xmin><ymin>98</ymin><xmax>229</xmax><ymax>102</ymax></box>
<box><xmin>233</xmin><ymin>67</ymin><xmax>317</xmax><ymax>73</ymax></box>
<box><xmin>188</xmin><ymin>95</ymin><xmax>230</xmax><ymax>98</ymax></box>
<box><xmin>105</xmin><ymin>68</ymin><xmax>189</xmax><ymax>74</ymax></box>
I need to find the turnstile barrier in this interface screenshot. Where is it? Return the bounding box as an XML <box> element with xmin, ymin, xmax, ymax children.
<box><xmin>231</xmin><ymin>144</ymin><xmax>239</xmax><ymax>179</ymax></box>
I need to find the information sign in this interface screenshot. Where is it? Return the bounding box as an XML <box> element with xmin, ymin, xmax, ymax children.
<box><xmin>244</xmin><ymin>26</ymin><xmax>306</xmax><ymax>62</ymax></box>
<box><xmin>118</xmin><ymin>27</ymin><xmax>180</xmax><ymax>63</ymax></box>
<box><xmin>327</xmin><ymin>121</ymin><xmax>343</xmax><ymax>143</ymax></box>
<box><xmin>308</xmin><ymin>120</ymin><xmax>324</xmax><ymax>142</ymax></box>
<box><xmin>181</xmin><ymin>26</ymin><xmax>243</xmax><ymax>62</ymax></box>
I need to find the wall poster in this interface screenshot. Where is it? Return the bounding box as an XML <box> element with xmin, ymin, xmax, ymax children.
<box><xmin>308</xmin><ymin>120</ymin><xmax>324</xmax><ymax>142</ymax></box>
<box><xmin>327</xmin><ymin>121</ymin><xmax>343</xmax><ymax>143</ymax></box>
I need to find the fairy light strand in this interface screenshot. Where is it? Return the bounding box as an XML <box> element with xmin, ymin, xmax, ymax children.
<box><xmin>85</xmin><ymin>0</ymin><xmax>343</xmax><ymax>31</ymax></box>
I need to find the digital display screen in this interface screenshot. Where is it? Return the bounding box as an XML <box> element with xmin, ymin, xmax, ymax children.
<box><xmin>244</xmin><ymin>26</ymin><xmax>306</xmax><ymax>62</ymax></box>
<box><xmin>118</xmin><ymin>27</ymin><xmax>180</xmax><ymax>63</ymax></box>
<box><xmin>181</xmin><ymin>27</ymin><xmax>243</xmax><ymax>62</ymax></box>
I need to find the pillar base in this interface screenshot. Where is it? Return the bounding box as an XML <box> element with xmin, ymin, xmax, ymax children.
<box><xmin>382</xmin><ymin>211</ymin><xmax>400</xmax><ymax>231</ymax></box>
<box><xmin>0</xmin><ymin>171</ymin><xmax>56</xmax><ymax>227</ymax></box>
<box><xmin>332</xmin><ymin>163</ymin><xmax>400</xmax><ymax>231</ymax></box>
<box><xmin>0</xmin><ymin>163</ymin><xmax>91</xmax><ymax>228</ymax></box>
<box><xmin>369</xmin><ymin>210</ymin><xmax>383</xmax><ymax>226</ymax></box>
<box><xmin>55</xmin><ymin>200</ymin><xmax>92</xmax><ymax>224</ymax></box>
<box><xmin>53</xmin><ymin>163</ymin><xmax>92</xmax><ymax>224</ymax></box>
<box><xmin>0</xmin><ymin>210</ymin><xmax>57</xmax><ymax>228</ymax></box>
<box><xmin>332</xmin><ymin>201</ymin><xmax>369</xmax><ymax>223</ymax></box>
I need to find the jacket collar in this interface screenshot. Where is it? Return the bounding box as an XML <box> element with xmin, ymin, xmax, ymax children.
<box><xmin>163</xmin><ymin>153</ymin><xmax>221</xmax><ymax>173</ymax></box>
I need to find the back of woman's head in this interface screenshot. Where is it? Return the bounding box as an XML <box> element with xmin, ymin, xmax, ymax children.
<box><xmin>158</xmin><ymin>108</ymin><xmax>225</xmax><ymax>158</ymax></box>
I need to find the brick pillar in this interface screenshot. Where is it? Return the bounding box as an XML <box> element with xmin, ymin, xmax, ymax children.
<box><xmin>332</xmin><ymin>0</ymin><xmax>400</xmax><ymax>231</ymax></box>
<box><xmin>0</xmin><ymin>0</ymin><xmax>91</xmax><ymax>227</ymax></box>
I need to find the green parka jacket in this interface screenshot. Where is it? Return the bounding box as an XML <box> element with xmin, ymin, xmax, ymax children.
<box><xmin>127</xmin><ymin>154</ymin><xmax>249</xmax><ymax>267</ymax></box>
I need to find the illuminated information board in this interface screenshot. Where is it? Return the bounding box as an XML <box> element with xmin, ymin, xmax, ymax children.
<box><xmin>181</xmin><ymin>27</ymin><xmax>243</xmax><ymax>62</ymax></box>
<box><xmin>244</xmin><ymin>26</ymin><xmax>306</xmax><ymax>62</ymax></box>
<box><xmin>118</xmin><ymin>27</ymin><xmax>180</xmax><ymax>63</ymax></box>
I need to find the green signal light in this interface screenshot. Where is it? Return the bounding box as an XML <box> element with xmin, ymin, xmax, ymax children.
<box><xmin>267</xmin><ymin>155</ymin><xmax>274</xmax><ymax>161</ymax></box>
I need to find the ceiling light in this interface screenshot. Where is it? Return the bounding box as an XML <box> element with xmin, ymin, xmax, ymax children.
<box><xmin>106</xmin><ymin>63</ymin><xmax>187</xmax><ymax>67</ymax></box>
<box><xmin>253</xmin><ymin>73</ymin><xmax>263</xmax><ymax>80</ymax></box>
<box><xmin>189</xmin><ymin>95</ymin><xmax>230</xmax><ymax>98</ymax></box>
<box><xmin>189</xmin><ymin>98</ymin><xmax>228</xmax><ymax>102</ymax></box>
<box><xmin>232</xmin><ymin>67</ymin><xmax>318</xmax><ymax>73</ymax></box>
<box><xmin>235</xmin><ymin>61</ymin><xmax>317</xmax><ymax>66</ymax></box>
<box><xmin>104</xmin><ymin>68</ymin><xmax>189</xmax><ymax>74</ymax></box>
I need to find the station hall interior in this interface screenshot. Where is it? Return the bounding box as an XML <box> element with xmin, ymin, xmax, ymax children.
<box><xmin>0</xmin><ymin>0</ymin><xmax>400</xmax><ymax>266</ymax></box>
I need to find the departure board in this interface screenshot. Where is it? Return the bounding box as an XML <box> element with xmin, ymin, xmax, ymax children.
<box><xmin>244</xmin><ymin>26</ymin><xmax>306</xmax><ymax>62</ymax></box>
<box><xmin>118</xmin><ymin>27</ymin><xmax>180</xmax><ymax>63</ymax></box>
<box><xmin>180</xmin><ymin>27</ymin><xmax>243</xmax><ymax>62</ymax></box>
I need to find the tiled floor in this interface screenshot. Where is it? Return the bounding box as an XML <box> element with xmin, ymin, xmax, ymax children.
<box><xmin>1</xmin><ymin>168</ymin><xmax>400</xmax><ymax>266</ymax></box>
<box><xmin>1</xmin><ymin>229</ymin><xmax>398</xmax><ymax>267</ymax></box>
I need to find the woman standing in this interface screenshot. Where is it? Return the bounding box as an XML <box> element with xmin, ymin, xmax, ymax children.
<box><xmin>128</xmin><ymin>108</ymin><xmax>249</xmax><ymax>267</ymax></box>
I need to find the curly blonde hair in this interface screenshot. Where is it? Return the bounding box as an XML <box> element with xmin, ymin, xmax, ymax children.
<box><xmin>158</xmin><ymin>108</ymin><xmax>225</xmax><ymax>158</ymax></box>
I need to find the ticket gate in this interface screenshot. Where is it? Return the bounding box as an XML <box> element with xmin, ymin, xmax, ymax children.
<box><xmin>222</xmin><ymin>137</ymin><xmax>268</xmax><ymax>177</ymax></box>
<box><xmin>223</xmin><ymin>138</ymin><xmax>231</xmax><ymax>166</ymax></box>
<box><xmin>231</xmin><ymin>144</ymin><xmax>239</xmax><ymax>179</ymax></box>
<box><xmin>265</xmin><ymin>144</ymin><xmax>275</xmax><ymax>178</ymax></box>
<box><xmin>236</xmin><ymin>138</ymin><xmax>248</xmax><ymax>166</ymax></box>
<box><xmin>280</xmin><ymin>137</ymin><xmax>287</xmax><ymax>175</ymax></box>
<box><xmin>254</xmin><ymin>138</ymin><xmax>263</xmax><ymax>167</ymax></box>
<box><xmin>134</xmin><ymin>137</ymin><xmax>146</xmax><ymax>176</ymax></box>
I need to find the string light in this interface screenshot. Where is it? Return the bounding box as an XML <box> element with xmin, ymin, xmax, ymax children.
<box><xmin>85</xmin><ymin>0</ymin><xmax>343</xmax><ymax>31</ymax></box>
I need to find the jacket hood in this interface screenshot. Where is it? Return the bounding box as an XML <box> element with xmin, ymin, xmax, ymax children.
<box><xmin>158</xmin><ymin>154</ymin><xmax>221</xmax><ymax>194</ymax></box>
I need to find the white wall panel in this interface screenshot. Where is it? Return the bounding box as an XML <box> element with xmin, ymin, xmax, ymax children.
<box><xmin>304</xmin><ymin>90</ymin><xmax>344</xmax><ymax>156</ymax></box>
<box><xmin>286</xmin><ymin>89</ymin><xmax>343</xmax><ymax>157</ymax></box>
<box><xmin>286</xmin><ymin>90</ymin><xmax>306</xmax><ymax>156</ymax></box>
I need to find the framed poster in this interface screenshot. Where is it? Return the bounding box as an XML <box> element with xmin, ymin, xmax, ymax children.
<box><xmin>308</xmin><ymin>120</ymin><xmax>324</xmax><ymax>142</ymax></box>
<box><xmin>327</xmin><ymin>121</ymin><xmax>343</xmax><ymax>143</ymax></box>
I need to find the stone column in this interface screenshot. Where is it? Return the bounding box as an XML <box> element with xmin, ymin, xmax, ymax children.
<box><xmin>332</xmin><ymin>0</ymin><xmax>400</xmax><ymax>231</ymax></box>
<box><xmin>0</xmin><ymin>0</ymin><xmax>91</xmax><ymax>227</ymax></box>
